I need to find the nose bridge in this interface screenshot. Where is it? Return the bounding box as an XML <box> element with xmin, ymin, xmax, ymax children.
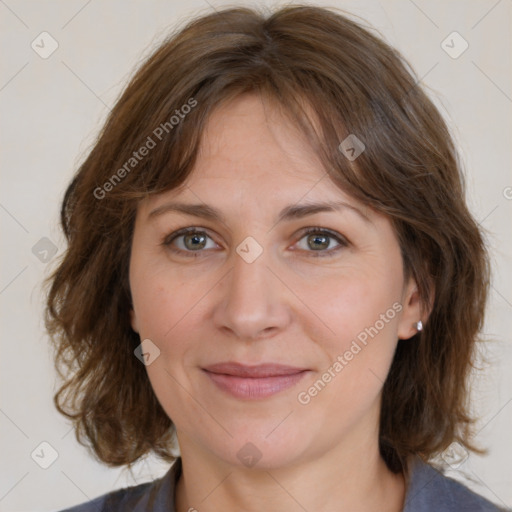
<box><xmin>212</xmin><ymin>234</ymin><xmax>290</xmax><ymax>340</ymax></box>
<box><xmin>231</xmin><ymin>236</ymin><xmax>269</xmax><ymax>298</ymax></box>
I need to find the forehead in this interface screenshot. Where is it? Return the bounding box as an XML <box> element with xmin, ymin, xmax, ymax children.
<box><xmin>140</xmin><ymin>93</ymin><xmax>373</xmax><ymax>224</ymax></box>
<box><xmin>195</xmin><ymin>93</ymin><xmax>325</xmax><ymax>180</ymax></box>
<box><xmin>172</xmin><ymin>94</ymin><xmax>343</xmax><ymax>198</ymax></box>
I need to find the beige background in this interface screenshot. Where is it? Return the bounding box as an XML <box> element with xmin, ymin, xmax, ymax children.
<box><xmin>0</xmin><ymin>0</ymin><xmax>511</xmax><ymax>510</ymax></box>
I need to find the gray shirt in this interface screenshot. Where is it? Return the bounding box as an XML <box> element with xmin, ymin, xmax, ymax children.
<box><xmin>58</xmin><ymin>456</ymin><xmax>506</xmax><ymax>511</ymax></box>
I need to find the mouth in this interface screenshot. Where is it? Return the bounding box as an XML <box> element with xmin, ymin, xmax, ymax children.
<box><xmin>202</xmin><ymin>362</ymin><xmax>310</xmax><ymax>400</ymax></box>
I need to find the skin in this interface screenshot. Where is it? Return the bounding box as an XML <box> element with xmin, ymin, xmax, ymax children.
<box><xmin>129</xmin><ymin>93</ymin><xmax>425</xmax><ymax>512</ymax></box>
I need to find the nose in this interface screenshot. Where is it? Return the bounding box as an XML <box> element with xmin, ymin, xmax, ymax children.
<box><xmin>212</xmin><ymin>242</ymin><xmax>292</xmax><ymax>342</ymax></box>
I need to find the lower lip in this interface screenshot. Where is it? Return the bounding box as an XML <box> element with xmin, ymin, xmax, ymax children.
<box><xmin>203</xmin><ymin>370</ymin><xmax>309</xmax><ymax>400</ymax></box>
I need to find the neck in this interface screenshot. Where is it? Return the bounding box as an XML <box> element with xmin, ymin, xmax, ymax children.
<box><xmin>174</xmin><ymin>435</ymin><xmax>405</xmax><ymax>512</ymax></box>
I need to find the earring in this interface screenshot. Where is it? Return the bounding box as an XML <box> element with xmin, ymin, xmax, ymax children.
<box><xmin>415</xmin><ymin>320</ymin><xmax>423</xmax><ymax>332</ymax></box>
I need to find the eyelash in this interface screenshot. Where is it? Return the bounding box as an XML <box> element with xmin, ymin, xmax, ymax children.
<box><xmin>162</xmin><ymin>226</ymin><xmax>349</xmax><ymax>259</ymax></box>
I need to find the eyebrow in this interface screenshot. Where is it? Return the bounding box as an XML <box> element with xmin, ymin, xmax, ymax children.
<box><xmin>148</xmin><ymin>199</ymin><xmax>370</xmax><ymax>224</ymax></box>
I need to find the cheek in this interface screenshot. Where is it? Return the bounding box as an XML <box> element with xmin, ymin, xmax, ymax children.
<box><xmin>130</xmin><ymin>265</ymin><xmax>209</xmax><ymax>427</ymax></box>
<box><xmin>130</xmin><ymin>261</ymin><xmax>217</xmax><ymax>398</ymax></box>
<box><xmin>293</xmin><ymin>287</ymin><xmax>401</xmax><ymax>446</ymax></box>
<box><xmin>292</xmin><ymin>262</ymin><xmax>402</xmax><ymax>404</ymax></box>
<box><xmin>294</xmin><ymin>261</ymin><xmax>402</xmax><ymax>345</ymax></box>
<box><xmin>130</xmin><ymin>255</ymin><xmax>198</xmax><ymax>341</ymax></box>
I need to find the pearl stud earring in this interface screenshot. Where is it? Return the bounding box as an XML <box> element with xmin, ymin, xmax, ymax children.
<box><xmin>416</xmin><ymin>320</ymin><xmax>423</xmax><ymax>332</ymax></box>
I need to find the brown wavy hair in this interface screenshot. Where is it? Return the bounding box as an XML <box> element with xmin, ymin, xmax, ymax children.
<box><xmin>44</xmin><ymin>4</ymin><xmax>490</xmax><ymax>472</ymax></box>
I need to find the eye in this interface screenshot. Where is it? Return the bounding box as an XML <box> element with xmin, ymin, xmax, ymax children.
<box><xmin>162</xmin><ymin>226</ymin><xmax>349</xmax><ymax>258</ymax></box>
<box><xmin>163</xmin><ymin>228</ymin><xmax>219</xmax><ymax>257</ymax></box>
<box><xmin>293</xmin><ymin>227</ymin><xmax>348</xmax><ymax>257</ymax></box>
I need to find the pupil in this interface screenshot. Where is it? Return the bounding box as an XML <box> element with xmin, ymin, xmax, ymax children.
<box><xmin>186</xmin><ymin>233</ymin><xmax>205</xmax><ymax>250</ymax></box>
<box><xmin>309</xmin><ymin>234</ymin><xmax>328</xmax><ymax>250</ymax></box>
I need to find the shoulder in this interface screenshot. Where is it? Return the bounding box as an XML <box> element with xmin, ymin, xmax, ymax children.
<box><xmin>57</xmin><ymin>459</ymin><xmax>181</xmax><ymax>512</ymax></box>
<box><xmin>403</xmin><ymin>456</ymin><xmax>506</xmax><ymax>512</ymax></box>
<box><xmin>57</xmin><ymin>482</ymin><xmax>152</xmax><ymax>512</ymax></box>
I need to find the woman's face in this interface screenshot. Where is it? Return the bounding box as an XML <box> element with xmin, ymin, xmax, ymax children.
<box><xmin>129</xmin><ymin>93</ymin><xmax>421</xmax><ymax>469</ymax></box>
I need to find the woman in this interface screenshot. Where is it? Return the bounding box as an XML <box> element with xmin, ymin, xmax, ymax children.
<box><xmin>45</xmin><ymin>5</ymin><xmax>504</xmax><ymax>511</ymax></box>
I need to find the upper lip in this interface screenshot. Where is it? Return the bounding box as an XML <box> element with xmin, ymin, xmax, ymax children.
<box><xmin>203</xmin><ymin>362</ymin><xmax>308</xmax><ymax>378</ymax></box>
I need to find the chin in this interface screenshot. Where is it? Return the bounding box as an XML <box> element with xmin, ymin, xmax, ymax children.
<box><xmin>210</xmin><ymin>428</ymin><xmax>310</xmax><ymax>471</ymax></box>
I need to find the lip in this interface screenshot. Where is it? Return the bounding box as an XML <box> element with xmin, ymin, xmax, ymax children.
<box><xmin>203</xmin><ymin>362</ymin><xmax>308</xmax><ymax>377</ymax></box>
<box><xmin>202</xmin><ymin>362</ymin><xmax>310</xmax><ymax>400</ymax></box>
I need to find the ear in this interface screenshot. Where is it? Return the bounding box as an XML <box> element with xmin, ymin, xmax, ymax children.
<box><xmin>397</xmin><ymin>275</ymin><xmax>433</xmax><ymax>340</ymax></box>
<box><xmin>130</xmin><ymin>308</ymin><xmax>139</xmax><ymax>333</ymax></box>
